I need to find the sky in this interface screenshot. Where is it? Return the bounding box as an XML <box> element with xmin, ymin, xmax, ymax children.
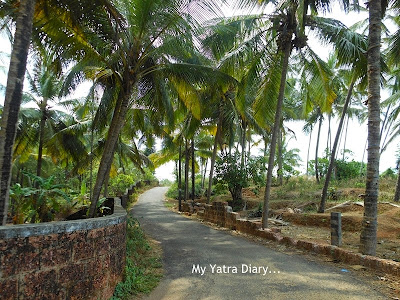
<box><xmin>0</xmin><ymin>3</ymin><xmax>398</xmax><ymax>182</ymax></box>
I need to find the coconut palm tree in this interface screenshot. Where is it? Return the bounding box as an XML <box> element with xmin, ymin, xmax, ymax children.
<box><xmin>0</xmin><ymin>0</ymin><xmax>123</xmax><ymax>224</ymax></box>
<box><xmin>359</xmin><ymin>0</ymin><xmax>385</xmax><ymax>256</ymax></box>
<box><xmin>39</xmin><ymin>0</ymin><xmax>225</xmax><ymax>216</ymax></box>
<box><xmin>318</xmin><ymin>30</ymin><xmax>370</xmax><ymax>212</ymax></box>
<box><xmin>0</xmin><ymin>0</ymin><xmax>36</xmax><ymax>224</ymax></box>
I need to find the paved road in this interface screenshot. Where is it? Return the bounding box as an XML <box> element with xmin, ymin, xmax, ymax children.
<box><xmin>131</xmin><ymin>187</ymin><xmax>384</xmax><ymax>300</ymax></box>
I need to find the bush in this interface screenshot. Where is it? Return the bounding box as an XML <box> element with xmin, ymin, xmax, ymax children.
<box><xmin>336</xmin><ymin>159</ymin><xmax>366</xmax><ymax>180</ymax></box>
<box><xmin>166</xmin><ymin>182</ymin><xmax>179</xmax><ymax>199</ymax></box>
<box><xmin>380</xmin><ymin>168</ymin><xmax>397</xmax><ymax>179</ymax></box>
<box><xmin>308</xmin><ymin>157</ymin><xmax>366</xmax><ymax>180</ymax></box>
<box><xmin>215</xmin><ymin>153</ymin><xmax>266</xmax><ymax>208</ymax></box>
<box><xmin>9</xmin><ymin>172</ymin><xmax>73</xmax><ymax>223</ymax></box>
<box><xmin>108</xmin><ymin>174</ymin><xmax>136</xmax><ymax>196</ymax></box>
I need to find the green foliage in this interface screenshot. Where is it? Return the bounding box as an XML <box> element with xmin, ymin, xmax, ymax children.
<box><xmin>112</xmin><ymin>218</ymin><xmax>162</xmax><ymax>299</ymax></box>
<box><xmin>308</xmin><ymin>157</ymin><xmax>330</xmax><ymax>179</ymax></box>
<box><xmin>279</xmin><ymin>148</ymin><xmax>301</xmax><ymax>181</ymax></box>
<box><xmin>10</xmin><ymin>172</ymin><xmax>73</xmax><ymax>223</ymax></box>
<box><xmin>215</xmin><ymin>153</ymin><xmax>266</xmax><ymax>207</ymax></box>
<box><xmin>212</xmin><ymin>182</ymin><xmax>229</xmax><ymax>196</ymax></box>
<box><xmin>165</xmin><ymin>178</ymin><xmax>204</xmax><ymax>200</ymax></box>
<box><xmin>335</xmin><ymin>159</ymin><xmax>366</xmax><ymax>180</ymax></box>
<box><xmin>308</xmin><ymin>157</ymin><xmax>366</xmax><ymax>180</ymax></box>
<box><xmin>380</xmin><ymin>168</ymin><xmax>397</xmax><ymax>179</ymax></box>
<box><xmin>108</xmin><ymin>168</ymin><xmax>157</xmax><ymax>196</ymax></box>
<box><xmin>166</xmin><ymin>182</ymin><xmax>179</xmax><ymax>199</ymax></box>
<box><xmin>9</xmin><ymin>183</ymin><xmax>36</xmax><ymax>224</ymax></box>
<box><xmin>108</xmin><ymin>174</ymin><xmax>136</xmax><ymax>196</ymax></box>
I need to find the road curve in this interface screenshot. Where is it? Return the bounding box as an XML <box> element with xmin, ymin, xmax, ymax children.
<box><xmin>131</xmin><ymin>187</ymin><xmax>384</xmax><ymax>300</ymax></box>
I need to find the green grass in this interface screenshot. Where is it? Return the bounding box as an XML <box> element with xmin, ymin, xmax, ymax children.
<box><xmin>111</xmin><ymin>217</ymin><xmax>163</xmax><ymax>300</ymax></box>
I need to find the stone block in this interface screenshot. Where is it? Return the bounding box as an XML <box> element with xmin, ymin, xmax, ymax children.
<box><xmin>72</xmin><ymin>238</ymin><xmax>93</xmax><ymax>261</ymax></box>
<box><xmin>272</xmin><ymin>233</ymin><xmax>283</xmax><ymax>243</ymax></box>
<box><xmin>0</xmin><ymin>248</ymin><xmax>18</xmax><ymax>277</ymax></box>
<box><xmin>297</xmin><ymin>240</ymin><xmax>315</xmax><ymax>251</ymax></box>
<box><xmin>383</xmin><ymin>261</ymin><xmax>400</xmax><ymax>276</ymax></box>
<box><xmin>281</xmin><ymin>236</ymin><xmax>297</xmax><ymax>247</ymax></box>
<box><xmin>21</xmin><ymin>269</ymin><xmax>62</xmax><ymax>300</ymax></box>
<box><xmin>41</xmin><ymin>246</ymin><xmax>72</xmax><ymax>268</ymax></box>
<box><xmin>0</xmin><ymin>278</ymin><xmax>18</xmax><ymax>300</ymax></box>
<box><xmin>332</xmin><ymin>247</ymin><xmax>352</xmax><ymax>262</ymax></box>
<box><xmin>87</xmin><ymin>228</ymin><xmax>105</xmax><ymax>240</ymax></box>
<box><xmin>65</xmin><ymin>278</ymin><xmax>92</xmax><ymax>300</ymax></box>
<box><xmin>270</xmin><ymin>227</ymin><xmax>281</xmax><ymax>233</ymax></box>
<box><xmin>59</xmin><ymin>263</ymin><xmax>87</xmax><ymax>284</ymax></box>
<box><xmin>363</xmin><ymin>255</ymin><xmax>379</xmax><ymax>269</ymax></box>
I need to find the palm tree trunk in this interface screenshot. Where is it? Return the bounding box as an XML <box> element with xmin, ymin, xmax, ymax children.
<box><xmin>327</xmin><ymin>114</ymin><xmax>332</xmax><ymax>153</ymax></box>
<box><xmin>0</xmin><ymin>0</ymin><xmax>36</xmax><ymax>225</ymax></box>
<box><xmin>178</xmin><ymin>143</ymin><xmax>182</xmax><ymax>211</ymax></box>
<box><xmin>103</xmin><ymin>159</ymin><xmax>112</xmax><ymax>198</ymax></box>
<box><xmin>394</xmin><ymin>165</ymin><xmax>400</xmax><ymax>202</ymax></box>
<box><xmin>319</xmin><ymin>79</ymin><xmax>355</xmax><ymax>213</ymax></box>
<box><xmin>360</xmin><ymin>0</ymin><xmax>381</xmax><ymax>256</ymax></box>
<box><xmin>262</xmin><ymin>43</ymin><xmax>291</xmax><ymax>229</ymax></box>
<box><xmin>241</xmin><ymin>120</ymin><xmax>246</xmax><ymax>169</ymax></box>
<box><xmin>36</xmin><ymin>99</ymin><xmax>48</xmax><ymax>178</ymax></box>
<box><xmin>306</xmin><ymin>127</ymin><xmax>313</xmax><ymax>176</ymax></box>
<box><xmin>207</xmin><ymin>110</ymin><xmax>222</xmax><ymax>203</ymax></box>
<box><xmin>247</xmin><ymin>126</ymin><xmax>251</xmax><ymax>164</ymax></box>
<box><xmin>342</xmin><ymin>115</ymin><xmax>350</xmax><ymax>161</ymax></box>
<box><xmin>184</xmin><ymin>139</ymin><xmax>189</xmax><ymax>201</ymax></box>
<box><xmin>278</xmin><ymin>130</ymin><xmax>283</xmax><ymax>186</ymax></box>
<box><xmin>89</xmin><ymin>92</ymin><xmax>130</xmax><ymax>217</ymax></box>
<box><xmin>202</xmin><ymin>158</ymin><xmax>207</xmax><ymax>190</ymax></box>
<box><xmin>263</xmin><ymin>137</ymin><xmax>268</xmax><ymax>174</ymax></box>
<box><xmin>315</xmin><ymin>112</ymin><xmax>323</xmax><ymax>184</ymax></box>
<box><xmin>191</xmin><ymin>138</ymin><xmax>195</xmax><ymax>201</ymax></box>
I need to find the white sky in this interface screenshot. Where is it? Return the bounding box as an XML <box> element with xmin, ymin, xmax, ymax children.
<box><xmin>0</xmin><ymin>3</ymin><xmax>398</xmax><ymax>181</ymax></box>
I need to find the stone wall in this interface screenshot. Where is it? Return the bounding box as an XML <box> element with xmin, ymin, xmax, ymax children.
<box><xmin>119</xmin><ymin>180</ymin><xmax>157</xmax><ymax>209</ymax></box>
<box><xmin>193</xmin><ymin>201</ymin><xmax>400</xmax><ymax>277</ymax></box>
<box><xmin>0</xmin><ymin>199</ymin><xmax>127</xmax><ymax>300</ymax></box>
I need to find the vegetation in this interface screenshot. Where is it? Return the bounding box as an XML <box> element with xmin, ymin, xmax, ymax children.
<box><xmin>0</xmin><ymin>0</ymin><xmax>400</xmax><ymax>259</ymax></box>
<box><xmin>111</xmin><ymin>217</ymin><xmax>163</xmax><ymax>299</ymax></box>
<box><xmin>215</xmin><ymin>153</ymin><xmax>265</xmax><ymax>208</ymax></box>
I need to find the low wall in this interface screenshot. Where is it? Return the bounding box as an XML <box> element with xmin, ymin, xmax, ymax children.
<box><xmin>119</xmin><ymin>180</ymin><xmax>157</xmax><ymax>209</ymax></box>
<box><xmin>193</xmin><ymin>201</ymin><xmax>400</xmax><ymax>277</ymax></box>
<box><xmin>0</xmin><ymin>199</ymin><xmax>127</xmax><ymax>300</ymax></box>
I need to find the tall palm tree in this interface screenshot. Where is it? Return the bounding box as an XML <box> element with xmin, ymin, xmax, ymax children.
<box><xmin>26</xmin><ymin>51</ymin><xmax>65</xmax><ymax>177</ymax></box>
<box><xmin>0</xmin><ymin>0</ymin><xmax>36</xmax><ymax>225</ymax></box>
<box><xmin>40</xmin><ymin>0</ymin><xmax>223</xmax><ymax>216</ymax></box>
<box><xmin>256</xmin><ymin>8</ymin><xmax>343</xmax><ymax>229</ymax></box>
<box><xmin>318</xmin><ymin>30</ymin><xmax>370</xmax><ymax>212</ymax></box>
<box><xmin>360</xmin><ymin>0</ymin><xmax>383</xmax><ymax>256</ymax></box>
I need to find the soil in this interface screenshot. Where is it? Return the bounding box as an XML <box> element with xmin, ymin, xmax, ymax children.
<box><xmin>238</xmin><ymin>186</ymin><xmax>400</xmax><ymax>263</ymax></box>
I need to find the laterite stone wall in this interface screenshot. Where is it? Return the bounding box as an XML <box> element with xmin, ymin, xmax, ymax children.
<box><xmin>0</xmin><ymin>200</ymin><xmax>127</xmax><ymax>300</ymax></box>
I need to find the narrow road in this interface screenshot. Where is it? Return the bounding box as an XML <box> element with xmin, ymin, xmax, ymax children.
<box><xmin>131</xmin><ymin>187</ymin><xmax>384</xmax><ymax>300</ymax></box>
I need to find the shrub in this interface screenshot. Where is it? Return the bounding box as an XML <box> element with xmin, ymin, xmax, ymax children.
<box><xmin>108</xmin><ymin>174</ymin><xmax>136</xmax><ymax>196</ymax></box>
<box><xmin>215</xmin><ymin>153</ymin><xmax>266</xmax><ymax>208</ymax></box>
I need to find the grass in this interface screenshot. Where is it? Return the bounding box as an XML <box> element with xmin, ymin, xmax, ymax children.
<box><xmin>111</xmin><ymin>217</ymin><xmax>163</xmax><ymax>300</ymax></box>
